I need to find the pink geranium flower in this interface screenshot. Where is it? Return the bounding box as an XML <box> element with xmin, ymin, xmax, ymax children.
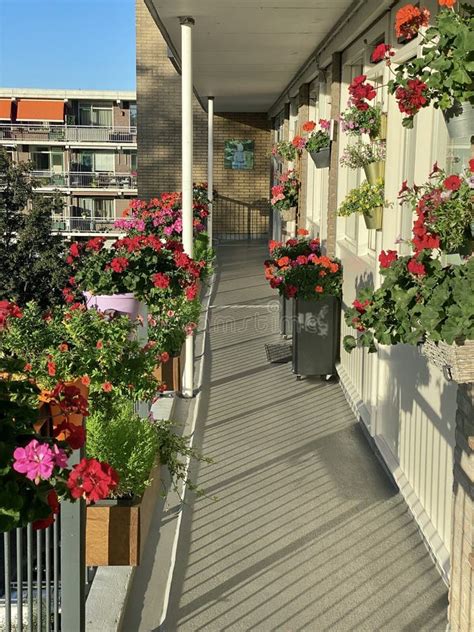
<box><xmin>13</xmin><ymin>440</ymin><xmax>55</xmax><ymax>484</ymax></box>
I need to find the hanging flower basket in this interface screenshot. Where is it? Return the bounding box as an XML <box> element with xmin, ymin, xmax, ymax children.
<box><xmin>363</xmin><ymin>206</ymin><xmax>383</xmax><ymax>230</ymax></box>
<box><xmin>443</xmin><ymin>102</ymin><xmax>474</xmax><ymax>139</ymax></box>
<box><xmin>363</xmin><ymin>161</ymin><xmax>385</xmax><ymax>185</ymax></box>
<box><xmin>280</xmin><ymin>207</ymin><xmax>297</xmax><ymax>222</ymax></box>
<box><xmin>310</xmin><ymin>147</ymin><xmax>331</xmax><ymax>169</ymax></box>
<box><xmin>421</xmin><ymin>338</ymin><xmax>474</xmax><ymax>383</ymax></box>
<box><xmin>83</xmin><ymin>292</ymin><xmax>140</xmax><ymax>320</ymax></box>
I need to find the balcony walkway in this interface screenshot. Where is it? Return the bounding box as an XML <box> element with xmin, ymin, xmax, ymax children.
<box><xmin>127</xmin><ymin>241</ymin><xmax>448</xmax><ymax>631</ymax></box>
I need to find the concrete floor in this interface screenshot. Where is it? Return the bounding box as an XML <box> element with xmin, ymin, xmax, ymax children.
<box><xmin>134</xmin><ymin>242</ymin><xmax>448</xmax><ymax>631</ymax></box>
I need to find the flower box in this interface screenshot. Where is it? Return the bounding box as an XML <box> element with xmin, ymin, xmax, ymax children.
<box><xmin>310</xmin><ymin>147</ymin><xmax>330</xmax><ymax>169</ymax></box>
<box><xmin>292</xmin><ymin>296</ymin><xmax>340</xmax><ymax>377</ymax></box>
<box><xmin>421</xmin><ymin>338</ymin><xmax>474</xmax><ymax>384</ymax></box>
<box><xmin>83</xmin><ymin>292</ymin><xmax>140</xmax><ymax>320</ymax></box>
<box><xmin>153</xmin><ymin>347</ymin><xmax>184</xmax><ymax>393</ymax></box>
<box><xmin>85</xmin><ymin>459</ymin><xmax>161</xmax><ymax>566</ymax></box>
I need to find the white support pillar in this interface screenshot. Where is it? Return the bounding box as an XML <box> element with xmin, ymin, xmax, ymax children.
<box><xmin>181</xmin><ymin>16</ymin><xmax>195</xmax><ymax>397</ymax></box>
<box><xmin>207</xmin><ymin>96</ymin><xmax>214</xmax><ymax>244</ymax></box>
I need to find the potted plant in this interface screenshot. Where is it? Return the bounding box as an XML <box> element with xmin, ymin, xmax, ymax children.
<box><xmin>271</xmin><ymin>140</ymin><xmax>299</xmax><ymax>162</ymax></box>
<box><xmin>270</xmin><ymin>170</ymin><xmax>300</xmax><ymax>222</ymax></box>
<box><xmin>264</xmin><ymin>241</ymin><xmax>342</xmax><ymax>377</ymax></box>
<box><xmin>265</xmin><ymin>229</ymin><xmax>321</xmax><ymax>337</ymax></box>
<box><xmin>340</xmin><ymin>75</ymin><xmax>384</xmax><ymax>140</ymax></box>
<box><xmin>398</xmin><ymin>163</ymin><xmax>474</xmax><ymax>263</ymax></box>
<box><xmin>0</xmin><ymin>352</ymin><xmax>117</xmax><ymax>532</ymax></box>
<box><xmin>339</xmin><ymin>140</ymin><xmax>386</xmax><ymax>183</ymax></box>
<box><xmin>85</xmin><ymin>398</ymin><xmax>209</xmax><ymax>565</ymax></box>
<box><xmin>338</xmin><ymin>179</ymin><xmax>387</xmax><ymax>230</ymax></box>
<box><xmin>380</xmin><ymin>1</ymin><xmax>474</xmax><ymax>135</ymax></box>
<box><xmin>302</xmin><ymin>120</ymin><xmax>331</xmax><ymax>168</ymax></box>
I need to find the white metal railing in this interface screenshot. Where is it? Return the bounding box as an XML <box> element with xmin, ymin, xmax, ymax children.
<box><xmin>31</xmin><ymin>170</ymin><xmax>137</xmax><ymax>190</ymax></box>
<box><xmin>0</xmin><ymin>123</ymin><xmax>137</xmax><ymax>144</ymax></box>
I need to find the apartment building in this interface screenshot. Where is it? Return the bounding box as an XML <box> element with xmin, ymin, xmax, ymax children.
<box><xmin>0</xmin><ymin>88</ymin><xmax>137</xmax><ymax>236</ymax></box>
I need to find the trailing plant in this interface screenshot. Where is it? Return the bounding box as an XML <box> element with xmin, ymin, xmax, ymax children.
<box><xmin>399</xmin><ymin>163</ymin><xmax>474</xmax><ymax>255</ymax></box>
<box><xmin>302</xmin><ymin>119</ymin><xmax>331</xmax><ymax>153</ymax></box>
<box><xmin>272</xmin><ymin>140</ymin><xmax>299</xmax><ymax>161</ymax></box>
<box><xmin>338</xmin><ymin>179</ymin><xmax>386</xmax><ymax>217</ymax></box>
<box><xmin>343</xmin><ymin>253</ymin><xmax>474</xmax><ymax>352</ymax></box>
<box><xmin>340</xmin><ymin>103</ymin><xmax>382</xmax><ymax>139</ymax></box>
<box><xmin>270</xmin><ymin>170</ymin><xmax>300</xmax><ymax>213</ymax></box>
<box><xmin>378</xmin><ymin>1</ymin><xmax>474</xmax><ymax>128</ymax></box>
<box><xmin>340</xmin><ymin>140</ymin><xmax>386</xmax><ymax>169</ymax></box>
<box><xmin>264</xmin><ymin>231</ymin><xmax>342</xmax><ymax>300</ymax></box>
<box><xmin>86</xmin><ymin>400</ymin><xmax>159</xmax><ymax>498</ymax></box>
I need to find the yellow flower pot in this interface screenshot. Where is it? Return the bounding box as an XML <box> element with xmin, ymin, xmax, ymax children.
<box><xmin>363</xmin><ymin>206</ymin><xmax>383</xmax><ymax>230</ymax></box>
<box><xmin>363</xmin><ymin>161</ymin><xmax>385</xmax><ymax>185</ymax></box>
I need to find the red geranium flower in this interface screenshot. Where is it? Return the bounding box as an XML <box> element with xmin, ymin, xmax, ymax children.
<box><xmin>395</xmin><ymin>79</ymin><xmax>429</xmax><ymax>116</ymax></box>
<box><xmin>379</xmin><ymin>249</ymin><xmax>398</xmax><ymax>268</ymax></box>
<box><xmin>67</xmin><ymin>458</ymin><xmax>119</xmax><ymax>503</ymax></box>
<box><xmin>353</xmin><ymin>299</ymin><xmax>371</xmax><ymax>314</ymax></box>
<box><xmin>185</xmin><ymin>284</ymin><xmax>197</xmax><ymax>301</ymax></box>
<box><xmin>302</xmin><ymin>121</ymin><xmax>316</xmax><ymax>132</ymax></box>
<box><xmin>53</xmin><ymin>422</ymin><xmax>86</xmax><ymax>450</ymax></box>
<box><xmin>407</xmin><ymin>258</ymin><xmax>426</xmax><ymax>277</ymax></box>
<box><xmin>297</xmin><ymin>228</ymin><xmax>309</xmax><ymax>236</ymax></box>
<box><xmin>395</xmin><ymin>4</ymin><xmax>430</xmax><ymax>40</ymax></box>
<box><xmin>315</xmin><ymin>285</ymin><xmax>324</xmax><ymax>293</ymax></box>
<box><xmin>47</xmin><ymin>361</ymin><xmax>56</xmax><ymax>377</ymax></box>
<box><xmin>371</xmin><ymin>43</ymin><xmax>394</xmax><ymax>63</ymax></box>
<box><xmin>443</xmin><ymin>175</ymin><xmax>462</xmax><ymax>191</ymax></box>
<box><xmin>469</xmin><ymin>158</ymin><xmax>474</xmax><ymax>173</ymax></box>
<box><xmin>110</xmin><ymin>257</ymin><xmax>129</xmax><ymax>273</ymax></box>
<box><xmin>152</xmin><ymin>272</ymin><xmax>170</xmax><ymax>289</ymax></box>
<box><xmin>101</xmin><ymin>382</ymin><xmax>113</xmax><ymax>393</ymax></box>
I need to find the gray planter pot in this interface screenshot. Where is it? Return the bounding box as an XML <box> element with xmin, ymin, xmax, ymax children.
<box><xmin>443</xmin><ymin>101</ymin><xmax>474</xmax><ymax>139</ymax></box>
<box><xmin>292</xmin><ymin>296</ymin><xmax>340</xmax><ymax>377</ymax></box>
<box><xmin>279</xmin><ymin>295</ymin><xmax>294</xmax><ymax>338</ymax></box>
<box><xmin>310</xmin><ymin>146</ymin><xmax>331</xmax><ymax>169</ymax></box>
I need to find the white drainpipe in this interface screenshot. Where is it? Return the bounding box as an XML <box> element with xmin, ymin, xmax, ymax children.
<box><xmin>207</xmin><ymin>96</ymin><xmax>214</xmax><ymax>245</ymax></box>
<box><xmin>180</xmin><ymin>16</ymin><xmax>195</xmax><ymax>397</ymax></box>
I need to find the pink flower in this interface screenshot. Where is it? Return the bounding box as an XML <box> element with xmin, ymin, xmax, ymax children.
<box><xmin>13</xmin><ymin>440</ymin><xmax>55</xmax><ymax>484</ymax></box>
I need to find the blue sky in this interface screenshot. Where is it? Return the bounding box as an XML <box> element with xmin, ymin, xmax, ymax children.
<box><xmin>0</xmin><ymin>0</ymin><xmax>136</xmax><ymax>90</ymax></box>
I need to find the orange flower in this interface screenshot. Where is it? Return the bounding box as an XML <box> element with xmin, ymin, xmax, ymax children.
<box><xmin>277</xmin><ymin>256</ymin><xmax>290</xmax><ymax>267</ymax></box>
<box><xmin>96</xmin><ymin>340</ymin><xmax>103</xmax><ymax>349</ymax></box>
<box><xmin>329</xmin><ymin>263</ymin><xmax>339</xmax><ymax>273</ymax></box>
<box><xmin>395</xmin><ymin>4</ymin><xmax>430</xmax><ymax>40</ymax></box>
<box><xmin>102</xmin><ymin>382</ymin><xmax>113</xmax><ymax>393</ymax></box>
<box><xmin>302</xmin><ymin>120</ymin><xmax>316</xmax><ymax>132</ymax></box>
<box><xmin>319</xmin><ymin>271</ymin><xmax>327</xmax><ymax>277</ymax></box>
<box><xmin>297</xmin><ymin>228</ymin><xmax>309</xmax><ymax>236</ymax></box>
<box><xmin>58</xmin><ymin>343</ymin><xmax>69</xmax><ymax>352</ymax></box>
<box><xmin>438</xmin><ymin>0</ymin><xmax>455</xmax><ymax>5</ymax></box>
<box><xmin>81</xmin><ymin>375</ymin><xmax>91</xmax><ymax>387</ymax></box>
<box><xmin>24</xmin><ymin>363</ymin><xmax>32</xmax><ymax>372</ymax></box>
<box><xmin>315</xmin><ymin>285</ymin><xmax>324</xmax><ymax>293</ymax></box>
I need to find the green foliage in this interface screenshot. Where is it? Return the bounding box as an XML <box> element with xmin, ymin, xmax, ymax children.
<box><xmin>343</xmin><ymin>256</ymin><xmax>474</xmax><ymax>353</ymax></box>
<box><xmin>389</xmin><ymin>4</ymin><xmax>474</xmax><ymax>123</ymax></box>
<box><xmin>86</xmin><ymin>400</ymin><xmax>159</xmax><ymax>498</ymax></box>
<box><xmin>273</xmin><ymin>140</ymin><xmax>298</xmax><ymax>161</ymax></box>
<box><xmin>148</xmin><ymin>294</ymin><xmax>201</xmax><ymax>356</ymax></box>
<box><xmin>338</xmin><ymin>179</ymin><xmax>386</xmax><ymax>217</ymax></box>
<box><xmin>0</xmin><ymin>149</ymin><xmax>69</xmax><ymax>310</ymax></box>
<box><xmin>339</xmin><ymin>141</ymin><xmax>386</xmax><ymax>169</ymax></box>
<box><xmin>305</xmin><ymin>130</ymin><xmax>330</xmax><ymax>153</ymax></box>
<box><xmin>194</xmin><ymin>232</ymin><xmax>215</xmax><ymax>278</ymax></box>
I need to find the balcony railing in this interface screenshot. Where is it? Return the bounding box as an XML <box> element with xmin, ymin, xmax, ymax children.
<box><xmin>31</xmin><ymin>171</ymin><xmax>137</xmax><ymax>190</ymax></box>
<box><xmin>52</xmin><ymin>215</ymin><xmax>122</xmax><ymax>234</ymax></box>
<box><xmin>0</xmin><ymin>123</ymin><xmax>137</xmax><ymax>144</ymax></box>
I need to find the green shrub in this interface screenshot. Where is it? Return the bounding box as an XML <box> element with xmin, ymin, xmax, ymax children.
<box><xmin>86</xmin><ymin>400</ymin><xmax>159</xmax><ymax>498</ymax></box>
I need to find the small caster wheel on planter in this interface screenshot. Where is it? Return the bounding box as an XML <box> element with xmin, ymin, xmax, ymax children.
<box><xmin>325</xmin><ymin>374</ymin><xmax>333</xmax><ymax>381</ymax></box>
<box><xmin>296</xmin><ymin>375</ymin><xmax>303</xmax><ymax>381</ymax></box>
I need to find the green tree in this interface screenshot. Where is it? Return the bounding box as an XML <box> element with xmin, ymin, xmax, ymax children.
<box><xmin>0</xmin><ymin>148</ymin><xmax>69</xmax><ymax>309</ymax></box>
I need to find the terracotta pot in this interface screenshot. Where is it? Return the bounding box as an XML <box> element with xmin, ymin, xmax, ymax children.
<box><xmin>363</xmin><ymin>206</ymin><xmax>383</xmax><ymax>230</ymax></box>
<box><xmin>86</xmin><ymin>459</ymin><xmax>161</xmax><ymax>566</ymax></box>
<box><xmin>153</xmin><ymin>348</ymin><xmax>184</xmax><ymax>392</ymax></box>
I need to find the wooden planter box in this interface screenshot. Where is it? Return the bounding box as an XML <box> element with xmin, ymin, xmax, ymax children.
<box><xmin>86</xmin><ymin>460</ymin><xmax>161</xmax><ymax>566</ymax></box>
<box><xmin>153</xmin><ymin>347</ymin><xmax>184</xmax><ymax>393</ymax></box>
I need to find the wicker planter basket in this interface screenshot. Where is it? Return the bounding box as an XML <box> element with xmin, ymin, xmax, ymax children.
<box><xmin>421</xmin><ymin>338</ymin><xmax>474</xmax><ymax>383</ymax></box>
<box><xmin>280</xmin><ymin>207</ymin><xmax>297</xmax><ymax>222</ymax></box>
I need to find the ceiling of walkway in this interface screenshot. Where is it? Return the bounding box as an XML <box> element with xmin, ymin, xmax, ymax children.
<box><xmin>147</xmin><ymin>0</ymin><xmax>354</xmax><ymax>112</ymax></box>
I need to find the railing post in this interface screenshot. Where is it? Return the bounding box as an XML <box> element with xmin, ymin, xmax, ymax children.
<box><xmin>60</xmin><ymin>444</ymin><xmax>86</xmax><ymax>632</ymax></box>
<box><xmin>207</xmin><ymin>96</ymin><xmax>214</xmax><ymax>244</ymax></box>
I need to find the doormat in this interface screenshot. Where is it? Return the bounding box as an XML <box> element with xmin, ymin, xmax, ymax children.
<box><xmin>265</xmin><ymin>342</ymin><xmax>292</xmax><ymax>364</ymax></box>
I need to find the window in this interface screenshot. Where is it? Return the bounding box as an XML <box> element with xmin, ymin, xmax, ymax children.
<box><xmin>79</xmin><ymin>104</ymin><xmax>113</xmax><ymax>127</ymax></box>
<box><xmin>31</xmin><ymin>147</ymin><xmax>64</xmax><ymax>172</ymax></box>
<box><xmin>72</xmin><ymin>198</ymin><xmax>115</xmax><ymax>229</ymax></box>
<box><xmin>75</xmin><ymin>151</ymin><xmax>114</xmax><ymax>172</ymax></box>
<box><xmin>129</xmin><ymin>104</ymin><xmax>137</xmax><ymax>127</ymax></box>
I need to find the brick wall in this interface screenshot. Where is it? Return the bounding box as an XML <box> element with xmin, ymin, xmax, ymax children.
<box><xmin>136</xmin><ymin>0</ymin><xmax>271</xmax><ymax>214</ymax></box>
